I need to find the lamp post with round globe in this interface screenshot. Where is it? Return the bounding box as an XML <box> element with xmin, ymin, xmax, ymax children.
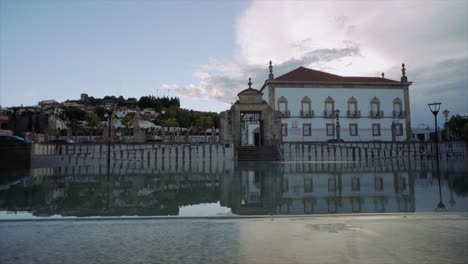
<box><xmin>428</xmin><ymin>102</ymin><xmax>445</xmax><ymax>210</ymax></box>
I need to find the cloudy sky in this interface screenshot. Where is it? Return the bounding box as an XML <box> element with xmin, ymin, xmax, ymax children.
<box><xmin>1</xmin><ymin>0</ymin><xmax>467</xmax><ymax>126</ymax></box>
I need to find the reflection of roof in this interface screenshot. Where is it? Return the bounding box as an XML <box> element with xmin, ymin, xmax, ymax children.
<box><xmin>275</xmin><ymin>67</ymin><xmax>400</xmax><ymax>83</ymax></box>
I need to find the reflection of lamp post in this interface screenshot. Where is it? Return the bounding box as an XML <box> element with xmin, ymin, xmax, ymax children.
<box><xmin>104</xmin><ymin>110</ymin><xmax>112</xmax><ymax>181</ymax></box>
<box><xmin>335</xmin><ymin>109</ymin><xmax>341</xmax><ymax>141</ymax></box>
<box><xmin>161</xmin><ymin>108</ymin><xmax>166</xmax><ymax>142</ymax></box>
<box><xmin>428</xmin><ymin>102</ymin><xmax>445</xmax><ymax>210</ymax></box>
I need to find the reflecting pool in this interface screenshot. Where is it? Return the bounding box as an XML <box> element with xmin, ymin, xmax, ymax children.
<box><xmin>1</xmin><ymin>156</ymin><xmax>467</xmax><ymax>219</ymax></box>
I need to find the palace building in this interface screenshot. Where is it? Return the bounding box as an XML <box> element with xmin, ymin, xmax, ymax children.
<box><xmin>260</xmin><ymin>62</ymin><xmax>412</xmax><ymax>142</ymax></box>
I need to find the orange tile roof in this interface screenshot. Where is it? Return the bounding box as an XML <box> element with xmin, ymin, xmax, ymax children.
<box><xmin>275</xmin><ymin>66</ymin><xmax>399</xmax><ymax>83</ymax></box>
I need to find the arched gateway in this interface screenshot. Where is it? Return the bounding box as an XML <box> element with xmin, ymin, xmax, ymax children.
<box><xmin>220</xmin><ymin>79</ymin><xmax>282</xmax><ymax>161</ymax></box>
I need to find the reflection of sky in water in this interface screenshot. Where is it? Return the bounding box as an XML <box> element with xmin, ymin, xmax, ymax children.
<box><xmin>1</xmin><ymin>156</ymin><xmax>467</xmax><ymax>219</ymax></box>
<box><xmin>179</xmin><ymin>202</ymin><xmax>232</xmax><ymax>217</ymax></box>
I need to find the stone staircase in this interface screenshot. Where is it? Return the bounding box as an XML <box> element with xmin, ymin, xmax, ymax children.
<box><xmin>238</xmin><ymin>146</ymin><xmax>280</xmax><ymax>161</ymax></box>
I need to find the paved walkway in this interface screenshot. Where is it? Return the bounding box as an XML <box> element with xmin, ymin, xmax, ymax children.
<box><xmin>1</xmin><ymin>213</ymin><xmax>467</xmax><ymax>264</ymax></box>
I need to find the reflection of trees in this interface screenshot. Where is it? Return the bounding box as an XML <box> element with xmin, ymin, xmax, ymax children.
<box><xmin>0</xmin><ymin>178</ymin><xmax>220</xmax><ymax>217</ymax></box>
<box><xmin>451</xmin><ymin>173</ymin><xmax>468</xmax><ymax>197</ymax></box>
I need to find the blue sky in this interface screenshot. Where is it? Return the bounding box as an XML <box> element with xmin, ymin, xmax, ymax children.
<box><xmin>1</xmin><ymin>0</ymin><xmax>467</xmax><ymax>126</ymax></box>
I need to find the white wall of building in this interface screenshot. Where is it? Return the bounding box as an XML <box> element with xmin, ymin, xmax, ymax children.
<box><xmin>271</xmin><ymin>86</ymin><xmax>406</xmax><ymax>141</ymax></box>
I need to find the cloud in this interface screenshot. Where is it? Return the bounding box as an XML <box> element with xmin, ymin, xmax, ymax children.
<box><xmin>164</xmin><ymin>43</ymin><xmax>361</xmax><ymax>104</ymax></box>
<box><xmin>166</xmin><ymin>0</ymin><xmax>467</xmax><ymax>124</ymax></box>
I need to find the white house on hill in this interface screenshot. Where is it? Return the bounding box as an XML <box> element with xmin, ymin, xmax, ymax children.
<box><xmin>260</xmin><ymin>63</ymin><xmax>412</xmax><ymax>142</ymax></box>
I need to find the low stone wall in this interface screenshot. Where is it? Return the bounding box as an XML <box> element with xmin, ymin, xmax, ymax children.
<box><xmin>282</xmin><ymin>141</ymin><xmax>467</xmax><ymax>161</ymax></box>
<box><xmin>32</xmin><ymin>143</ymin><xmax>235</xmax><ymax>173</ymax></box>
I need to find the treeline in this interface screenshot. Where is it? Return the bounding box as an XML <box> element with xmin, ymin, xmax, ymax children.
<box><xmin>157</xmin><ymin>106</ymin><xmax>220</xmax><ymax>130</ymax></box>
<box><xmin>85</xmin><ymin>95</ymin><xmax>180</xmax><ymax>111</ymax></box>
<box><xmin>61</xmin><ymin>94</ymin><xmax>220</xmax><ymax>130</ymax></box>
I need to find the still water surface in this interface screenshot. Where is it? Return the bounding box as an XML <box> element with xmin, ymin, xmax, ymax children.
<box><xmin>1</xmin><ymin>156</ymin><xmax>467</xmax><ymax>219</ymax></box>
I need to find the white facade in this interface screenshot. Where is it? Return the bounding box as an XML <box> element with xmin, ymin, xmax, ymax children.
<box><xmin>260</xmin><ymin>65</ymin><xmax>412</xmax><ymax>142</ymax></box>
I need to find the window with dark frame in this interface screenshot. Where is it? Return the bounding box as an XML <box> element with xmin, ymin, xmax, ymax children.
<box><xmin>326</xmin><ymin>123</ymin><xmax>334</xmax><ymax>136</ymax></box>
<box><xmin>396</xmin><ymin>124</ymin><xmax>403</xmax><ymax>136</ymax></box>
<box><xmin>281</xmin><ymin>123</ymin><xmax>288</xmax><ymax>137</ymax></box>
<box><xmin>304</xmin><ymin>178</ymin><xmax>313</xmax><ymax>192</ymax></box>
<box><xmin>303</xmin><ymin>123</ymin><xmax>311</xmax><ymax>136</ymax></box>
<box><xmin>349</xmin><ymin>123</ymin><xmax>358</xmax><ymax>136</ymax></box>
<box><xmin>370</xmin><ymin>97</ymin><xmax>381</xmax><ymax>117</ymax></box>
<box><xmin>347</xmin><ymin>97</ymin><xmax>358</xmax><ymax>117</ymax></box>
<box><xmin>375</xmin><ymin>177</ymin><xmax>384</xmax><ymax>192</ymax></box>
<box><xmin>351</xmin><ymin>177</ymin><xmax>360</xmax><ymax>191</ymax></box>
<box><xmin>278</xmin><ymin>96</ymin><xmax>288</xmax><ymax>116</ymax></box>
<box><xmin>324</xmin><ymin>96</ymin><xmax>335</xmax><ymax>117</ymax></box>
<box><xmin>301</xmin><ymin>96</ymin><xmax>312</xmax><ymax>117</ymax></box>
<box><xmin>393</xmin><ymin>97</ymin><xmax>403</xmax><ymax>117</ymax></box>
<box><xmin>372</xmin><ymin>123</ymin><xmax>381</xmax><ymax>136</ymax></box>
<box><xmin>328</xmin><ymin>177</ymin><xmax>336</xmax><ymax>192</ymax></box>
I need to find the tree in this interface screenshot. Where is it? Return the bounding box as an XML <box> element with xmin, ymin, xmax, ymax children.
<box><xmin>445</xmin><ymin>115</ymin><xmax>468</xmax><ymax>140</ymax></box>
<box><xmin>63</xmin><ymin>107</ymin><xmax>86</xmax><ymax>121</ymax></box>
<box><xmin>121</xmin><ymin>113</ymin><xmax>134</xmax><ymax>137</ymax></box>
<box><xmin>86</xmin><ymin>113</ymin><xmax>101</xmax><ymax>139</ymax></box>
<box><xmin>94</xmin><ymin>106</ymin><xmax>106</xmax><ymax>120</ymax></box>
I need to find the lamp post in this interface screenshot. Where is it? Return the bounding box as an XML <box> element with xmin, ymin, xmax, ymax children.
<box><xmin>428</xmin><ymin>102</ymin><xmax>445</xmax><ymax>210</ymax></box>
<box><xmin>335</xmin><ymin>109</ymin><xmax>341</xmax><ymax>141</ymax></box>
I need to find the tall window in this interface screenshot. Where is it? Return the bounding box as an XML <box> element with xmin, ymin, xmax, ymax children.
<box><xmin>278</xmin><ymin>96</ymin><xmax>288</xmax><ymax>116</ymax></box>
<box><xmin>328</xmin><ymin>177</ymin><xmax>336</xmax><ymax>192</ymax></box>
<box><xmin>326</xmin><ymin>123</ymin><xmax>335</xmax><ymax>136</ymax></box>
<box><xmin>324</xmin><ymin>96</ymin><xmax>335</xmax><ymax>117</ymax></box>
<box><xmin>301</xmin><ymin>96</ymin><xmax>312</xmax><ymax>117</ymax></box>
<box><xmin>303</xmin><ymin>123</ymin><xmax>311</xmax><ymax>136</ymax></box>
<box><xmin>351</xmin><ymin>177</ymin><xmax>360</xmax><ymax>191</ymax></box>
<box><xmin>304</xmin><ymin>178</ymin><xmax>313</xmax><ymax>192</ymax></box>
<box><xmin>370</xmin><ymin>97</ymin><xmax>381</xmax><ymax>117</ymax></box>
<box><xmin>372</xmin><ymin>123</ymin><xmax>381</xmax><ymax>136</ymax></box>
<box><xmin>347</xmin><ymin>97</ymin><xmax>359</xmax><ymax>117</ymax></box>
<box><xmin>282</xmin><ymin>178</ymin><xmax>289</xmax><ymax>193</ymax></box>
<box><xmin>393</xmin><ymin>97</ymin><xmax>403</xmax><ymax>117</ymax></box>
<box><xmin>281</xmin><ymin>123</ymin><xmax>288</xmax><ymax>136</ymax></box>
<box><xmin>349</xmin><ymin>123</ymin><xmax>358</xmax><ymax>136</ymax></box>
<box><xmin>375</xmin><ymin>177</ymin><xmax>384</xmax><ymax>192</ymax></box>
<box><xmin>396</xmin><ymin>124</ymin><xmax>403</xmax><ymax>136</ymax></box>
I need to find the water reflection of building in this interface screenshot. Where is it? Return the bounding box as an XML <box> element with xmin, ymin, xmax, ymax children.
<box><xmin>279</xmin><ymin>171</ymin><xmax>413</xmax><ymax>214</ymax></box>
<box><xmin>222</xmin><ymin>162</ymin><xmax>415</xmax><ymax>215</ymax></box>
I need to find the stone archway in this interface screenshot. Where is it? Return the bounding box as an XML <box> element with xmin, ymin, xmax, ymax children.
<box><xmin>219</xmin><ymin>79</ymin><xmax>281</xmax><ymax>160</ymax></box>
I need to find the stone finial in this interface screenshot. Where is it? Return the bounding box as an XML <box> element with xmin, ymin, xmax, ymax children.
<box><xmin>268</xmin><ymin>61</ymin><xmax>274</xmax><ymax>80</ymax></box>
<box><xmin>248</xmin><ymin>78</ymin><xmax>252</xmax><ymax>88</ymax></box>
<box><xmin>381</xmin><ymin>72</ymin><xmax>385</xmax><ymax>78</ymax></box>
<box><xmin>401</xmin><ymin>63</ymin><xmax>408</xmax><ymax>83</ymax></box>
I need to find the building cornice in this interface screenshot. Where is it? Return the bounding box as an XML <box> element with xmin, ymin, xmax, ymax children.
<box><xmin>266</xmin><ymin>80</ymin><xmax>412</xmax><ymax>88</ymax></box>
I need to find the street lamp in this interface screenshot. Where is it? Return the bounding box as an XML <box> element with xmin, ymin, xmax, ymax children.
<box><xmin>428</xmin><ymin>102</ymin><xmax>445</xmax><ymax>210</ymax></box>
<box><xmin>335</xmin><ymin>109</ymin><xmax>341</xmax><ymax>141</ymax></box>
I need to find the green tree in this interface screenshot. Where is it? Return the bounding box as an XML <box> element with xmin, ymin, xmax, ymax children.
<box><xmin>86</xmin><ymin>113</ymin><xmax>101</xmax><ymax>139</ymax></box>
<box><xmin>445</xmin><ymin>115</ymin><xmax>468</xmax><ymax>140</ymax></box>
<box><xmin>63</xmin><ymin>107</ymin><xmax>86</xmax><ymax>121</ymax></box>
<box><xmin>94</xmin><ymin>106</ymin><xmax>106</xmax><ymax>120</ymax></box>
<box><xmin>120</xmin><ymin>113</ymin><xmax>134</xmax><ymax>137</ymax></box>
